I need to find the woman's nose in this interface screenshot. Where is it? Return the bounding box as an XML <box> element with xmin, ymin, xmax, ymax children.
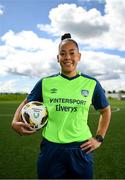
<box><xmin>65</xmin><ymin>53</ymin><xmax>71</xmax><ymax>59</ymax></box>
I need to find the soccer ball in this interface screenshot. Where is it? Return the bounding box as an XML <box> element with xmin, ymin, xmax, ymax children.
<box><xmin>21</xmin><ymin>101</ymin><xmax>48</xmax><ymax>130</ymax></box>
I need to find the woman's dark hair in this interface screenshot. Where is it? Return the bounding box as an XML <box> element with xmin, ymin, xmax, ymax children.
<box><xmin>59</xmin><ymin>33</ymin><xmax>79</xmax><ymax>50</ymax></box>
<box><xmin>61</xmin><ymin>33</ymin><xmax>71</xmax><ymax>40</ymax></box>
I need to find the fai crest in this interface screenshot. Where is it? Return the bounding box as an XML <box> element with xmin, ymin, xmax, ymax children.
<box><xmin>81</xmin><ymin>90</ymin><xmax>89</xmax><ymax>97</ymax></box>
<box><xmin>33</xmin><ymin>112</ymin><xmax>40</xmax><ymax>118</ymax></box>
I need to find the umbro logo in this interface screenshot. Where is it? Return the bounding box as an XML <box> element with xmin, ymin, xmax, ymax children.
<box><xmin>50</xmin><ymin>88</ymin><xmax>58</xmax><ymax>93</ymax></box>
<box><xmin>81</xmin><ymin>90</ymin><xmax>89</xmax><ymax>97</ymax></box>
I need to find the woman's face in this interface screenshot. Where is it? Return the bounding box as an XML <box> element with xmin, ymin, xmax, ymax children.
<box><xmin>57</xmin><ymin>41</ymin><xmax>81</xmax><ymax>76</ymax></box>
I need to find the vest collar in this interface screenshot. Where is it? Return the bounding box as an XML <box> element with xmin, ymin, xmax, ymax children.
<box><xmin>60</xmin><ymin>71</ymin><xmax>81</xmax><ymax>80</ymax></box>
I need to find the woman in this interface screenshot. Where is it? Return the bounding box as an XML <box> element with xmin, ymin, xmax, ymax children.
<box><xmin>12</xmin><ymin>33</ymin><xmax>111</xmax><ymax>179</ymax></box>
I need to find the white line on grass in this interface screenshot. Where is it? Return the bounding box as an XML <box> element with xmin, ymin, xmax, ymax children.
<box><xmin>111</xmin><ymin>106</ymin><xmax>120</xmax><ymax>112</ymax></box>
<box><xmin>90</xmin><ymin>106</ymin><xmax>120</xmax><ymax>114</ymax></box>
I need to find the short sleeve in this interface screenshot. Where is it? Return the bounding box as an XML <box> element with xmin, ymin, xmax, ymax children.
<box><xmin>27</xmin><ymin>79</ymin><xmax>43</xmax><ymax>102</ymax></box>
<box><xmin>92</xmin><ymin>81</ymin><xmax>109</xmax><ymax>110</ymax></box>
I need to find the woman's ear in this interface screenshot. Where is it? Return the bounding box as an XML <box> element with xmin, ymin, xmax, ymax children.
<box><xmin>78</xmin><ymin>52</ymin><xmax>81</xmax><ymax>62</ymax></box>
<box><xmin>57</xmin><ymin>55</ymin><xmax>59</xmax><ymax>62</ymax></box>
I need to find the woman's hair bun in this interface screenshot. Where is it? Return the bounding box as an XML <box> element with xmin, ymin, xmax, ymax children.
<box><xmin>61</xmin><ymin>33</ymin><xmax>71</xmax><ymax>40</ymax></box>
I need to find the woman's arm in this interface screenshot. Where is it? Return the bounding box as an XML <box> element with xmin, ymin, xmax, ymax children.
<box><xmin>80</xmin><ymin>105</ymin><xmax>111</xmax><ymax>153</ymax></box>
<box><xmin>96</xmin><ymin>105</ymin><xmax>111</xmax><ymax>137</ymax></box>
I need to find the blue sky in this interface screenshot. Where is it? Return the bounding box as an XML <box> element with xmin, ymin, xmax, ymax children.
<box><xmin>0</xmin><ymin>0</ymin><xmax>125</xmax><ymax>92</ymax></box>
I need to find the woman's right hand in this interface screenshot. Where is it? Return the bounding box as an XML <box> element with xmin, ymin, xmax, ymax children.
<box><xmin>12</xmin><ymin>121</ymin><xmax>36</xmax><ymax>136</ymax></box>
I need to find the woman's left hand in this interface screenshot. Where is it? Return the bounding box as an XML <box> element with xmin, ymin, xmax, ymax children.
<box><xmin>80</xmin><ymin>137</ymin><xmax>102</xmax><ymax>154</ymax></box>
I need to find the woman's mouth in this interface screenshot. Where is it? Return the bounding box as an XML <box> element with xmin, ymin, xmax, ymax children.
<box><xmin>63</xmin><ymin>62</ymin><xmax>73</xmax><ymax>66</ymax></box>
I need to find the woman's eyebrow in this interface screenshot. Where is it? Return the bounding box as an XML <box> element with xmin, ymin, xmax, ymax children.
<box><xmin>60</xmin><ymin>48</ymin><xmax>77</xmax><ymax>52</ymax></box>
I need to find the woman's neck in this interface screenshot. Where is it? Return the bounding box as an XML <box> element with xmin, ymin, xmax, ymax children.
<box><xmin>61</xmin><ymin>71</ymin><xmax>77</xmax><ymax>77</ymax></box>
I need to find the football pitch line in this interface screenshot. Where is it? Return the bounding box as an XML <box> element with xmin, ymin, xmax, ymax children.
<box><xmin>90</xmin><ymin>106</ymin><xmax>120</xmax><ymax>114</ymax></box>
<box><xmin>111</xmin><ymin>106</ymin><xmax>120</xmax><ymax>112</ymax></box>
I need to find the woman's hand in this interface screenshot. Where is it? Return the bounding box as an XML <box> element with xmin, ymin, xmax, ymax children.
<box><xmin>12</xmin><ymin>99</ymin><xmax>36</xmax><ymax>136</ymax></box>
<box><xmin>12</xmin><ymin>121</ymin><xmax>36</xmax><ymax>136</ymax></box>
<box><xmin>80</xmin><ymin>137</ymin><xmax>102</xmax><ymax>154</ymax></box>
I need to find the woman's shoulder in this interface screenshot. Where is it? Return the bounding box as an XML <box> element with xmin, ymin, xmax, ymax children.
<box><xmin>80</xmin><ymin>73</ymin><xmax>98</xmax><ymax>82</ymax></box>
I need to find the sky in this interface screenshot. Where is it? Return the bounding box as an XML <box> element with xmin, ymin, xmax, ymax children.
<box><xmin>0</xmin><ymin>0</ymin><xmax>125</xmax><ymax>93</ymax></box>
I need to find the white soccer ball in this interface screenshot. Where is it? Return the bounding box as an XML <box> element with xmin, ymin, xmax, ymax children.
<box><xmin>21</xmin><ymin>101</ymin><xmax>48</xmax><ymax>130</ymax></box>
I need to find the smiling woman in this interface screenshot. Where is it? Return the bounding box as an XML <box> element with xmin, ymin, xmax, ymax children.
<box><xmin>57</xmin><ymin>33</ymin><xmax>81</xmax><ymax>77</ymax></box>
<box><xmin>11</xmin><ymin>33</ymin><xmax>111</xmax><ymax>179</ymax></box>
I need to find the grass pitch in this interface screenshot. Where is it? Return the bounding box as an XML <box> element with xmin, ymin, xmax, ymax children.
<box><xmin>0</xmin><ymin>98</ymin><xmax>125</xmax><ymax>179</ymax></box>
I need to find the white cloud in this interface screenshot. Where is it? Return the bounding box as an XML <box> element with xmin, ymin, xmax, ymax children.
<box><xmin>101</xmin><ymin>78</ymin><xmax>125</xmax><ymax>91</ymax></box>
<box><xmin>78</xmin><ymin>50</ymin><xmax>125</xmax><ymax>91</ymax></box>
<box><xmin>37</xmin><ymin>3</ymin><xmax>109</xmax><ymax>39</ymax></box>
<box><xmin>79</xmin><ymin>0</ymin><xmax>105</xmax><ymax>2</ymax></box>
<box><xmin>1</xmin><ymin>0</ymin><xmax>125</xmax><ymax>93</ymax></box>
<box><xmin>37</xmin><ymin>1</ymin><xmax>125</xmax><ymax>51</ymax></box>
<box><xmin>0</xmin><ymin>4</ymin><xmax>4</xmax><ymax>15</ymax></box>
<box><xmin>79</xmin><ymin>50</ymin><xmax>125</xmax><ymax>79</ymax></box>
<box><xmin>0</xmin><ymin>48</ymin><xmax>59</xmax><ymax>77</ymax></box>
<box><xmin>1</xmin><ymin>29</ymin><xmax>125</xmax><ymax>92</ymax></box>
<box><xmin>103</xmin><ymin>0</ymin><xmax>125</xmax><ymax>50</ymax></box>
<box><xmin>0</xmin><ymin>80</ymin><xmax>17</xmax><ymax>92</ymax></box>
<box><xmin>1</xmin><ymin>30</ymin><xmax>56</xmax><ymax>51</ymax></box>
<box><xmin>0</xmin><ymin>30</ymin><xmax>59</xmax><ymax>78</ymax></box>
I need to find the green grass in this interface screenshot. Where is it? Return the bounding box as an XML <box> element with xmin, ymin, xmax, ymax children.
<box><xmin>0</xmin><ymin>101</ymin><xmax>41</xmax><ymax>179</ymax></box>
<box><xmin>0</xmin><ymin>93</ymin><xmax>27</xmax><ymax>101</ymax></box>
<box><xmin>0</xmin><ymin>99</ymin><xmax>125</xmax><ymax>179</ymax></box>
<box><xmin>89</xmin><ymin>99</ymin><xmax>125</xmax><ymax>179</ymax></box>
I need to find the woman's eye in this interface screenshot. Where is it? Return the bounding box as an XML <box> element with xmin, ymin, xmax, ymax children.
<box><xmin>60</xmin><ymin>52</ymin><xmax>65</xmax><ymax>56</ymax></box>
<box><xmin>60</xmin><ymin>51</ymin><xmax>75</xmax><ymax>56</ymax></box>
